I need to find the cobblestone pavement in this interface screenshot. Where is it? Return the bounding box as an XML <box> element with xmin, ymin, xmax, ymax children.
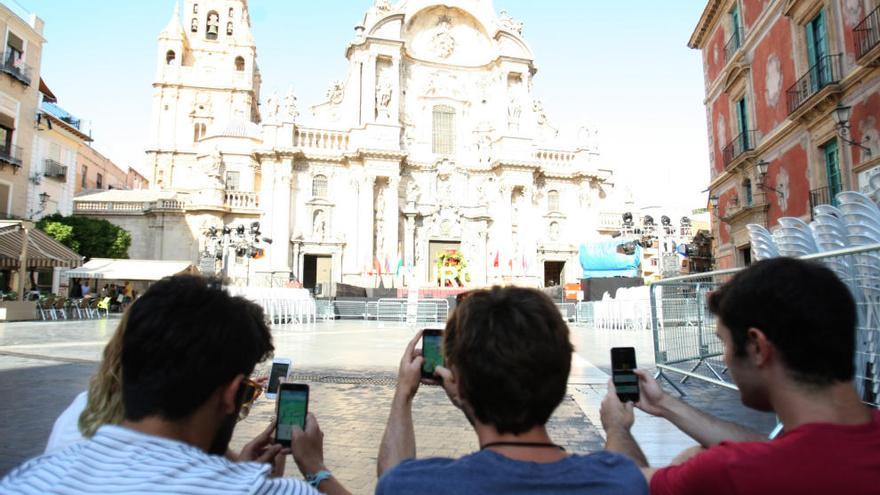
<box><xmin>0</xmin><ymin>318</ymin><xmax>777</xmax><ymax>493</ymax></box>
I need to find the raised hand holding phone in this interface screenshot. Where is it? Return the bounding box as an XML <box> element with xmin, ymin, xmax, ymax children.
<box><xmin>420</xmin><ymin>329</ymin><xmax>444</xmax><ymax>380</ymax></box>
<box><xmin>267</xmin><ymin>358</ymin><xmax>292</xmax><ymax>399</ymax></box>
<box><xmin>275</xmin><ymin>383</ymin><xmax>309</xmax><ymax>448</ymax></box>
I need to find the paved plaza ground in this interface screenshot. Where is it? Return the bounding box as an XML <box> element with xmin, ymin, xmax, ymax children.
<box><xmin>0</xmin><ymin>317</ymin><xmax>777</xmax><ymax>494</ymax></box>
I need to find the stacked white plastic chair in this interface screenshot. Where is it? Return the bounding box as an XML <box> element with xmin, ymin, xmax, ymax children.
<box><xmin>836</xmin><ymin>190</ymin><xmax>880</xmax><ymax>403</ymax></box>
<box><xmin>774</xmin><ymin>217</ymin><xmax>819</xmax><ymax>257</ymax></box>
<box><xmin>746</xmin><ymin>224</ymin><xmax>779</xmax><ymax>261</ymax></box>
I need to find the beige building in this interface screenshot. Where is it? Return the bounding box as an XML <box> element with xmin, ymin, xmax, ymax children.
<box><xmin>77</xmin><ymin>0</ymin><xmax>621</xmax><ymax>292</ymax></box>
<box><xmin>77</xmin><ymin>145</ymin><xmax>139</xmax><ymax>194</ymax></box>
<box><xmin>28</xmin><ymin>82</ymin><xmax>91</xmax><ymax>219</ymax></box>
<box><xmin>0</xmin><ymin>3</ymin><xmax>43</xmax><ymax>219</ymax></box>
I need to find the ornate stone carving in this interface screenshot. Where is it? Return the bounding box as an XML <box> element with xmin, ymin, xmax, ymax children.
<box><xmin>499</xmin><ymin>10</ymin><xmax>524</xmax><ymax>35</ymax></box>
<box><xmin>283</xmin><ymin>86</ymin><xmax>299</xmax><ymax>122</ymax></box>
<box><xmin>406</xmin><ymin>178</ymin><xmax>421</xmax><ymax>205</ymax></box>
<box><xmin>431</xmin><ymin>15</ymin><xmax>456</xmax><ymax>59</ymax></box>
<box><xmin>507</xmin><ymin>94</ymin><xmax>522</xmax><ymax>132</ymax></box>
<box><xmin>374</xmin><ymin>0</ymin><xmax>391</xmax><ymax>13</ymax></box>
<box><xmin>424</xmin><ymin>71</ymin><xmax>463</xmax><ymax>100</ymax></box>
<box><xmin>326</xmin><ymin>80</ymin><xmax>345</xmax><ymax>105</ymax></box>
<box><xmin>265</xmin><ymin>91</ymin><xmax>280</xmax><ymax>121</ymax></box>
<box><xmin>313</xmin><ymin>210</ymin><xmax>326</xmax><ymax>238</ymax></box>
<box><xmin>376</xmin><ymin>73</ymin><xmax>393</xmax><ymax>121</ymax></box>
<box><xmin>475</xmin><ymin>133</ymin><xmax>492</xmax><ymax>166</ymax></box>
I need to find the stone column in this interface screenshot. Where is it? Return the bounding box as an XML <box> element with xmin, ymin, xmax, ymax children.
<box><xmin>385</xmin><ymin>176</ymin><xmax>400</xmax><ymax>269</ymax></box>
<box><xmin>390</xmin><ymin>57</ymin><xmax>401</xmax><ymax>123</ymax></box>
<box><xmin>403</xmin><ymin>211</ymin><xmax>416</xmax><ymax>285</ymax></box>
<box><xmin>360</xmin><ymin>174</ymin><xmax>376</xmax><ymax>274</ymax></box>
<box><xmin>270</xmin><ymin>159</ymin><xmax>293</xmax><ymax>272</ymax></box>
<box><xmin>363</xmin><ymin>55</ymin><xmax>377</xmax><ymax>124</ymax></box>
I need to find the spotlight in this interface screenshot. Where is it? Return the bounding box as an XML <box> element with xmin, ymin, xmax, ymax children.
<box><xmin>236</xmin><ymin>224</ymin><xmax>246</xmax><ymax>236</ymax></box>
<box><xmin>661</xmin><ymin>215</ymin><xmax>671</xmax><ymax>227</ymax></box>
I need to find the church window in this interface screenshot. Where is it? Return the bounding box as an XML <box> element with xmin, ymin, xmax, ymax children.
<box><xmin>313</xmin><ymin>175</ymin><xmax>328</xmax><ymax>198</ymax></box>
<box><xmin>166</xmin><ymin>50</ymin><xmax>176</xmax><ymax>65</ymax></box>
<box><xmin>193</xmin><ymin>3</ymin><xmax>198</xmax><ymax>14</ymax></box>
<box><xmin>235</xmin><ymin>56</ymin><xmax>245</xmax><ymax>71</ymax></box>
<box><xmin>432</xmin><ymin>105</ymin><xmax>456</xmax><ymax>155</ymax></box>
<box><xmin>225</xmin><ymin>171</ymin><xmax>240</xmax><ymax>191</ymax></box>
<box><xmin>191</xmin><ymin>18</ymin><xmax>198</xmax><ymax>32</ymax></box>
<box><xmin>548</xmin><ymin>190</ymin><xmax>560</xmax><ymax>212</ymax></box>
<box><xmin>96</xmin><ymin>173</ymin><xmax>103</xmax><ymax>189</ymax></box>
<box><xmin>227</xmin><ymin>22</ymin><xmax>234</xmax><ymax>36</ymax></box>
<box><xmin>193</xmin><ymin>123</ymin><xmax>207</xmax><ymax>142</ymax></box>
<box><xmin>228</xmin><ymin>7</ymin><xmax>234</xmax><ymax>17</ymax></box>
<box><xmin>206</xmin><ymin>11</ymin><xmax>220</xmax><ymax>40</ymax></box>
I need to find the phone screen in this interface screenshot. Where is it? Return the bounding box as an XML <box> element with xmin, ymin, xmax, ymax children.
<box><xmin>276</xmin><ymin>386</ymin><xmax>308</xmax><ymax>445</ymax></box>
<box><xmin>611</xmin><ymin>347</ymin><xmax>640</xmax><ymax>403</ymax></box>
<box><xmin>421</xmin><ymin>330</ymin><xmax>444</xmax><ymax>378</ymax></box>
<box><xmin>268</xmin><ymin>362</ymin><xmax>290</xmax><ymax>396</ymax></box>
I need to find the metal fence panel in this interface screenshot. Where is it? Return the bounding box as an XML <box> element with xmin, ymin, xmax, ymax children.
<box><xmin>650</xmin><ymin>245</ymin><xmax>880</xmax><ymax>407</ymax></box>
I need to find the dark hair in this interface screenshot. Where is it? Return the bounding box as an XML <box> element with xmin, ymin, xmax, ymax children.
<box><xmin>444</xmin><ymin>286</ymin><xmax>573</xmax><ymax>434</ymax></box>
<box><xmin>708</xmin><ymin>257</ymin><xmax>856</xmax><ymax>385</ymax></box>
<box><xmin>122</xmin><ymin>275</ymin><xmax>274</xmax><ymax>421</ymax></box>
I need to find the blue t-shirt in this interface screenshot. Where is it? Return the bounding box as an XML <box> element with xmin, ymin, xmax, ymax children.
<box><xmin>376</xmin><ymin>450</ymin><xmax>648</xmax><ymax>495</ymax></box>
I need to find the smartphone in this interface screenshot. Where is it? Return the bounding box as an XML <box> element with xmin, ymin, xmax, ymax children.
<box><xmin>611</xmin><ymin>347</ymin><xmax>640</xmax><ymax>403</ymax></box>
<box><xmin>267</xmin><ymin>358</ymin><xmax>292</xmax><ymax>399</ymax></box>
<box><xmin>275</xmin><ymin>383</ymin><xmax>309</xmax><ymax>448</ymax></box>
<box><xmin>421</xmin><ymin>329</ymin><xmax>444</xmax><ymax>379</ymax></box>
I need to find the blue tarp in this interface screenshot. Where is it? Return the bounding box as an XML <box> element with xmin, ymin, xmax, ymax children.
<box><xmin>579</xmin><ymin>239</ymin><xmax>642</xmax><ymax>279</ymax></box>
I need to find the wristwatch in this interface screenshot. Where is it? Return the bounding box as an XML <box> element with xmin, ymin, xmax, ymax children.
<box><xmin>306</xmin><ymin>470</ymin><xmax>332</xmax><ymax>489</ymax></box>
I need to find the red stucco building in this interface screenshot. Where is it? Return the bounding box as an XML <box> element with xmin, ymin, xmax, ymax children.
<box><xmin>690</xmin><ymin>0</ymin><xmax>880</xmax><ymax>268</ymax></box>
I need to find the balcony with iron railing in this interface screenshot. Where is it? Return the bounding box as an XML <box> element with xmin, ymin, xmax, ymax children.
<box><xmin>0</xmin><ymin>50</ymin><xmax>31</xmax><ymax>86</ymax></box>
<box><xmin>787</xmin><ymin>54</ymin><xmax>842</xmax><ymax>115</ymax></box>
<box><xmin>43</xmin><ymin>159</ymin><xmax>67</xmax><ymax>180</ymax></box>
<box><xmin>809</xmin><ymin>186</ymin><xmax>838</xmax><ymax>217</ymax></box>
<box><xmin>855</xmin><ymin>5</ymin><xmax>880</xmax><ymax>64</ymax></box>
<box><xmin>722</xmin><ymin>130</ymin><xmax>757</xmax><ymax>170</ymax></box>
<box><xmin>0</xmin><ymin>143</ymin><xmax>23</xmax><ymax>169</ymax></box>
<box><xmin>724</xmin><ymin>26</ymin><xmax>743</xmax><ymax>65</ymax></box>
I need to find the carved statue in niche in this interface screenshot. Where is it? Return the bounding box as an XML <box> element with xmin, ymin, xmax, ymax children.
<box><xmin>432</xmin><ymin>15</ymin><xmax>456</xmax><ymax>59</ymax></box>
<box><xmin>499</xmin><ymin>9</ymin><xmax>524</xmax><ymax>35</ymax></box>
<box><xmin>284</xmin><ymin>86</ymin><xmax>299</xmax><ymax>121</ymax></box>
<box><xmin>313</xmin><ymin>210</ymin><xmax>326</xmax><ymax>238</ymax></box>
<box><xmin>327</xmin><ymin>80</ymin><xmax>345</xmax><ymax>104</ymax></box>
<box><xmin>406</xmin><ymin>179</ymin><xmax>421</xmax><ymax>205</ymax></box>
<box><xmin>549</xmin><ymin>221</ymin><xmax>560</xmax><ymax>241</ymax></box>
<box><xmin>533</xmin><ymin>100</ymin><xmax>549</xmax><ymax>126</ymax></box>
<box><xmin>476</xmin><ymin>133</ymin><xmax>492</xmax><ymax>166</ymax></box>
<box><xmin>204</xmin><ymin>146</ymin><xmax>225</xmax><ymax>190</ymax></box>
<box><xmin>376</xmin><ymin>74</ymin><xmax>393</xmax><ymax>121</ymax></box>
<box><xmin>507</xmin><ymin>80</ymin><xmax>522</xmax><ymax>132</ymax></box>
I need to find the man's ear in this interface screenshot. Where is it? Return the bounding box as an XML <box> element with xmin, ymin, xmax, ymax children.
<box><xmin>746</xmin><ymin>328</ymin><xmax>773</xmax><ymax>368</ymax></box>
<box><xmin>219</xmin><ymin>374</ymin><xmax>245</xmax><ymax>416</ymax></box>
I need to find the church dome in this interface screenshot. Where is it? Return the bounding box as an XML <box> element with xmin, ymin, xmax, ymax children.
<box><xmin>204</xmin><ymin>119</ymin><xmax>262</xmax><ymax>140</ymax></box>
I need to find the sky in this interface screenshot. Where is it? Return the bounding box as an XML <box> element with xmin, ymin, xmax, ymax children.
<box><xmin>19</xmin><ymin>0</ymin><xmax>710</xmax><ymax>212</ymax></box>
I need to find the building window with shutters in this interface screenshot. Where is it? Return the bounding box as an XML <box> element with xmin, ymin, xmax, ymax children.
<box><xmin>96</xmin><ymin>173</ymin><xmax>103</xmax><ymax>190</ymax></box>
<box><xmin>432</xmin><ymin>105</ymin><xmax>455</xmax><ymax>155</ymax></box>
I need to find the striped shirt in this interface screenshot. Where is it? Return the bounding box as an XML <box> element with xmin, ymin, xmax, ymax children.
<box><xmin>0</xmin><ymin>425</ymin><xmax>319</xmax><ymax>495</ymax></box>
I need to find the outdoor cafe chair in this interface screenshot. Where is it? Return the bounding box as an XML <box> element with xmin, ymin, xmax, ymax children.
<box><xmin>838</xmin><ymin>191</ymin><xmax>880</xmax><ymax>214</ymax></box>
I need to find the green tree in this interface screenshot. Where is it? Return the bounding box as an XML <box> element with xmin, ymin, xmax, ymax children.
<box><xmin>37</xmin><ymin>214</ymin><xmax>132</xmax><ymax>260</ymax></box>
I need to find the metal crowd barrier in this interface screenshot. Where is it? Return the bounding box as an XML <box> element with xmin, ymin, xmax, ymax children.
<box><xmin>332</xmin><ymin>300</ymin><xmax>368</xmax><ymax>320</ymax></box>
<box><xmin>556</xmin><ymin>303</ymin><xmax>576</xmax><ymax>322</ymax></box>
<box><xmin>375</xmin><ymin>298</ymin><xmax>450</xmax><ymax>323</ymax></box>
<box><xmin>650</xmin><ymin>244</ymin><xmax>880</xmax><ymax>409</ymax></box>
<box><xmin>573</xmin><ymin>300</ymin><xmax>652</xmax><ymax>330</ymax></box>
<box><xmin>576</xmin><ymin>301</ymin><xmax>594</xmax><ymax>326</ymax></box>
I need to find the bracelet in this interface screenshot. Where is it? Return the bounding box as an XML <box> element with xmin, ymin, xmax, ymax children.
<box><xmin>306</xmin><ymin>470</ymin><xmax>332</xmax><ymax>489</ymax></box>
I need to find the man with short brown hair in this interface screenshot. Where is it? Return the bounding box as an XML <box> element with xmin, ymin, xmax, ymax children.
<box><xmin>378</xmin><ymin>286</ymin><xmax>647</xmax><ymax>495</ymax></box>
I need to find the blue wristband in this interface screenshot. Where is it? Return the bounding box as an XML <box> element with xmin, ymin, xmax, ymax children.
<box><xmin>306</xmin><ymin>470</ymin><xmax>332</xmax><ymax>489</ymax></box>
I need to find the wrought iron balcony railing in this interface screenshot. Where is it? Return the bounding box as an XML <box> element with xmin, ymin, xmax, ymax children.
<box><xmin>809</xmin><ymin>186</ymin><xmax>838</xmax><ymax>217</ymax></box>
<box><xmin>855</xmin><ymin>5</ymin><xmax>880</xmax><ymax>61</ymax></box>
<box><xmin>722</xmin><ymin>130</ymin><xmax>757</xmax><ymax>169</ymax></box>
<box><xmin>787</xmin><ymin>54</ymin><xmax>842</xmax><ymax>114</ymax></box>
<box><xmin>0</xmin><ymin>50</ymin><xmax>31</xmax><ymax>86</ymax></box>
<box><xmin>0</xmin><ymin>143</ymin><xmax>23</xmax><ymax>168</ymax></box>
<box><xmin>724</xmin><ymin>26</ymin><xmax>743</xmax><ymax>64</ymax></box>
<box><xmin>43</xmin><ymin>159</ymin><xmax>67</xmax><ymax>179</ymax></box>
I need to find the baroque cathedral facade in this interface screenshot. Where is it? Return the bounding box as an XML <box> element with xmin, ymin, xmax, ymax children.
<box><xmin>114</xmin><ymin>0</ymin><xmax>617</xmax><ymax>292</ymax></box>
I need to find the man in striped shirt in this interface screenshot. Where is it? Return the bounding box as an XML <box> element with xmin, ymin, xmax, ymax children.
<box><xmin>1</xmin><ymin>275</ymin><xmax>350</xmax><ymax>495</ymax></box>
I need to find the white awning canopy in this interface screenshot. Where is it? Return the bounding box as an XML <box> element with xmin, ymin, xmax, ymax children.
<box><xmin>66</xmin><ymin>258</ymin><xmax>196</xmax><ymax>281</ymax></box>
